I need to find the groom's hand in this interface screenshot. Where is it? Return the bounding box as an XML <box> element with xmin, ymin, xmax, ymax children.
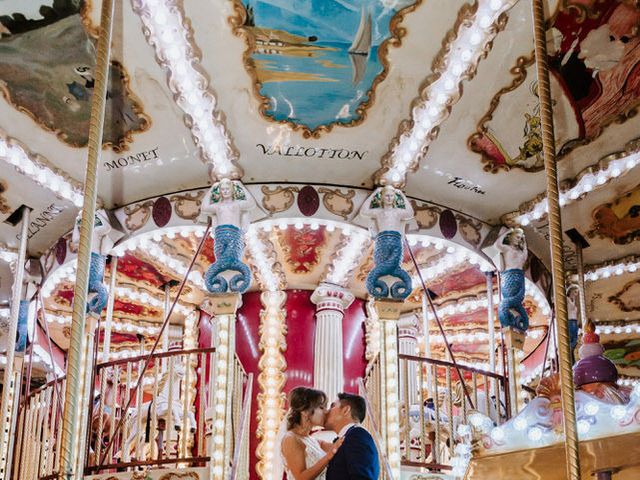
<box><xmin>329</xmin><ymin>436</ymin><xmax>345</xmax><ymax>458</ymax></box>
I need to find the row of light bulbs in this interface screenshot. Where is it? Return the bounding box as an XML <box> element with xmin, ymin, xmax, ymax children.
<box><xmin>595</xmin><ymin>322</ymin><xmax>640</xmax><ymax>336</ymax></box>
<box><xmin>0</xmin><ymin>134</ymin><xmax>83</xmax><ymax>207</ymax></box>
<box><xmin>45</xmin><ymin>312</ymin><xmax>161</xmax><ymax>336</ymax></box>
<box><xmin>131</xmin><ymin>0</ymin><xmax>238</xmax><ymax>179</ymax></box>
<box><xmin>583</xmin><ymin>257</ymin><xmax>639</xmax><ymax>282</ymax></box>
<box><xmin>515</xmin><ymin>150</ymin><xmax>640</xmax><ymax>226</ymax></box>
<box><xmin>384</xmin><ymin>0</ymin><xmax>517</xmax><ymax>184</ymax></box>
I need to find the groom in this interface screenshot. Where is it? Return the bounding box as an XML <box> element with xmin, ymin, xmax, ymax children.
<box><xmin>325</xmin><ymin>392</ymin><xmax>380</xmax><ymax>479</ymax></box>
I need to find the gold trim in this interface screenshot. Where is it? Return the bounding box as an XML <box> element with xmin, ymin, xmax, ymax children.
<box><xmin>0</xmin><ymin>2</ymin><xmax>150</xmax><ymax>152</ymax></box>
<box><xmin>608</xmin><ymin>278</ymin><xmax>640</xmax><ymax>312</ymax></box>
<box><xmin>317</xmin><ymin>187</ymin><xmax>355</xmax><ymax>220</ymax></box>
<box><xmin>228</xmin><ymin>0</ymin><xmax>424</xmax><ymax>137</ymax></box>
<box><xmin>123</xmin><ymin>200</ymin><xmax>154</xmax><ymax>232</ymax></box>
<box><xmin>373</xmin><ymin>1</ymin><xmax>514</xmax><ymax>186</ymax></box>
<box><xmin>501</xmin><ymin>136</ymin><xmax>640</xmax><ymax>225</ymax></box>
<box><xmin>170</xmin><ymin>191</ymin><xmax>205</xmax><ymax>220</ymax></box>
<box><xmin>260</xmin><ymin>185</ymin><xmax>299</xmax><ymax>214</ymax></box>
<box><xmin>0</xmin><ymin>179</ymin><xmax>10</xmax><ymax>214</ymax></box>
<box><xmin>470</xmin><ymin>1</ymin><xmax>640</xmax><ymax>173</ymax></box>
<box><xmin>467</xmin><ymin>53</ymin><xmax>536</xmax><ymax>173</ymax></box>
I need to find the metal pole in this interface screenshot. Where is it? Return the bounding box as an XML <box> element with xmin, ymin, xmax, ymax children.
<box><xmin>102</xmin><ymin>256</ymin><xmax>118</xmax><ymax>361</ymax></box>
<box><xmin>0</xmin><ymin>205</ymin><xmax>30</xmax><ymax>478</ymax></box>
<box><xmin>574</xmin><ymin>245</ymin><xmax>588</xmax><ymax>330</ymax></box>
<box><xmin>58</xmin><ymin>0</ymin><xmax>114</xmax><ymax>477</ymax></box>
<box><xmin>486</xmin><ymin>272</ymin><xmax>496</xmax><ymax>372</ymax></box>
<box><xmin>532</xmin><ymin>1</ymin><xmax>580</xmax><ymax>478</ymax></box>
<box><xmin>421</xmin><ymin>293</ymin><xmax>432</xmax><ymax>395</ymax></box>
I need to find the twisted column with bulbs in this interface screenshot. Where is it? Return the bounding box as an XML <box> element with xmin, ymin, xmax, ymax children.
<box><xmin>532</xmin><ymin>0</ymin><xmax>580</xmax><ymax>477</ymax></box>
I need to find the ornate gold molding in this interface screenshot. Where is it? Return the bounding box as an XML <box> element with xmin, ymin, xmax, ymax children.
<box><xmin>373</xmin><ymin>1</ymin><xmax>512</xmax><ymax>186</ymax></box>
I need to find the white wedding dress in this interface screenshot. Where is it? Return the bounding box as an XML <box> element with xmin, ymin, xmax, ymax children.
<box><xmin>282</xmin><ymin>433</ymin><xmax>327</xmax><ymax>480</ymax></box>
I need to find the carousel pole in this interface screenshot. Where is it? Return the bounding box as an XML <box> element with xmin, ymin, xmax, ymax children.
<box><xmin>58</xmin><ymin>0</ymin><xmax>114</xmax><ymax>478</ymax></box>
<box><xmin>0</xmin><ymin>205</ymin><xmax>30</xmax><ymax>479</ymax></box>
<box><xmin>531</xmin><ymin>1</ymin><xmax>580</xmax><ymax>479</ymax></box>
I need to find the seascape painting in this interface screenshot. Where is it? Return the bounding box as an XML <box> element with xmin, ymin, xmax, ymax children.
<box><xmin>235</xmin><ymin>0</ymin><xmax>419</xmax><ymax>132</ymax></box>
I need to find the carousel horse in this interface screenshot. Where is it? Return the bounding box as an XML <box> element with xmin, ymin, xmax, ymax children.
<box><xmin>121</xmin><ymin>360</ymin><xmax>196</xmax><ymax>459</ymax></box>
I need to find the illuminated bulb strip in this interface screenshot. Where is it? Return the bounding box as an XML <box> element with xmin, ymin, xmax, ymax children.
<box><xmin>583</xmin><ymin>257</ymin><xmax>640</xmax><ymax>282</ymax></box>
<box><xmin>245</xmin><ymin>227</ymin><xmax>283</xmax><ymax>292</ymax></box>
<box><xmin>513</xmin><ymin>150</ymin><xmax>640</xmax><ymax>226</ymax></box>
<box><xmin>0</xmin><ymin>132</ymin><xmax>83</xmax><ymax>206</ymax></box>
<box><xmin>415</xmin><ymin>243</ymin><xmax>494</xmax><ymax>281</ymax></box>
<box><xmin>41</xmin><ymin>261</ymin><xmax>76</xmax><ymax>298</ymax></box>
<box><xmin>524</xmin><ymin>279</ymin><xmax>552</xmax><ymax>316</ymax></box>
<box><xmin>596</xmin><ymin>322</ymin><xmax>640</xmax><ymax>336</ymax></box>
<box><xmin>256</xmin><ymin>291</ymin><xmax>287</xmax><ymax>480</ymax></box>
<box><xmin>211</xmin><ymin>313</ymin><xmax>232</xmax><ymax>479</ymax></box>
<box><xmin>325</xmin><ymin>229</ymin><xmax>371</xmax><ymax>286</ymax></box>
<box><xmin>380</xmin><ymin>0</ymin><xmax>517</xmax><ymax>184</ymax></box>
<box><xmin>115</xmin><ymin>286</ymin><xmax>192</xmax><ymax>316</ymax></box>
<box><xmin>382</xmin><ymin>321</ymin><xmax>401</xmax><ymax>478</ymax></box>
<box><xmin>427</xmin><ymin>294</ymin><xmax>499</xmax><ymax>319</ymax></box>
<box><xmin>0</xmin><ymin>247</ymin><xmax>18</xmax><ymax>265</ymax></box>
<box><xmin>131</xmin><ymin>0</ymin><xmax>241</xmax><ymax>179</ymax></box>
<box><xmin>45</xmin><ymin>312</ymin><xmax>161</xmax><ymax>336</ymax></box>
<box><xmin>617</xmin><ymin>377</ymin><xmax>640</xmax><ymax>387</ymax></box>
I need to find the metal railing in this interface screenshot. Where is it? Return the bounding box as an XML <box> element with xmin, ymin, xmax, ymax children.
<box><xmin>364</xmin><ymin>353</ymin><xmax>509</xmax><ymax>473</ymax></box>
<box><xmin>12</xmin><ymin>376</ymin><xmax>66</xmax><ymax>480</ymax></box>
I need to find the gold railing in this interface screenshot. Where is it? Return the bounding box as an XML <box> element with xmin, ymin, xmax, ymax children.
<box><xmin>85</xmin><ymin>347</ymin><xmax>216</xmax><ymax>474</ymax></box>
<box><xmin>12</xmin><ymin>376</ymin><xmax>66</xmax><ymax>480</ymax></box>
<box><xmin>364</xmin><ymin>353</ymin><xmax>509</xmax><ymax>473</ymax></box>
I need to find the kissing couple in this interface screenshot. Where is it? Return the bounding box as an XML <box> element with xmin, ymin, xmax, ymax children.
<box><xmin>275</xmin><ymin>386</ymin><xmax>380</xmax><ymax>480</ymax></box>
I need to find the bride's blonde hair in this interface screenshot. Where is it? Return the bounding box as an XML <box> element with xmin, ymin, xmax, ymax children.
<box><xmin>286</xmin><ymin>387</ymin><xmax>327</xmax><ymax>430</ymax></box>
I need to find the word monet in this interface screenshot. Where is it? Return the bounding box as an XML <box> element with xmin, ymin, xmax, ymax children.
<box><xmin>104</xmin><ymin>147</ymin><xmax>160</xmax><ymax>170</ymax></box>
<box><xmin>256</xmin><ymin>143</ymin><xmax>368</xmax><ymax>160</ymax></box>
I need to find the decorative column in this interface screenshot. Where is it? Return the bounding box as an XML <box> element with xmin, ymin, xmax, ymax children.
<box><xmin>398</xmin><ymin>312</ymin><xmax>421</xmax><ymax>405</ymax></box>
<box><xmin>311</xmin><ymin>283</ymin><xmax>354</xmax><ymax>402</ymax></box>
<box><xmin>0</xmin><ymin>205</ymin><xmax>30</xmax><ymax>479</ymax></box>
<box><xmin>373</xmin><ymin>300</ymin><xmax>402</xmax><ymax>480</ymax></box>
<box><xmin>532</xmin><ymin>0</ymin><xmax>580</xmax><ymax>478</ymax></box>
<box><xmin>256</xmin><ymin>291</ymin><xmax>287</xmax><ymax>480</ymax></box>
<box><xmin>58</xmin><ymin>0</ymin><xmax>114</xmax><ymax>477</ymax></box>
<box><xmin>421</xmin><ymin>293</ymin><xmax>432</xmax><ymax>396</ymax></box>
<box><xmin>207</xmin><ymin>293</ymin><xmax>240</xmax><ymax>480</ymax></box>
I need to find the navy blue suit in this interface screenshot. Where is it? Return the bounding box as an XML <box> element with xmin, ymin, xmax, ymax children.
<box><xmin>326</xmin><ymin>426</ymin><xmax>380</xmax><ymax>480</ymax></box>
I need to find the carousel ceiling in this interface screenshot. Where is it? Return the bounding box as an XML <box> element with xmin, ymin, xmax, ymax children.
<box><xmin>0</xmin><ymin>0</ymin><xmax>639</xmax><ymax>367</ymax></box>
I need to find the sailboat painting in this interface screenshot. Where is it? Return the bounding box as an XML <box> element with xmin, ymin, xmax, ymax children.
<box><xmin>232</xmin><ymin>0</ymin><xmax>420</xmax><ymax>133</ymax></box>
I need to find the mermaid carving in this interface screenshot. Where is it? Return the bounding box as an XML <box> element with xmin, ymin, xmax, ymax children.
<box><xmin>494</xmin><ymin>228</ymin><xmax>529</xmax><ymax>332</ymax></box>
<box><xmin>71</xmin><ymin>209</ymin><xmax>113</xmax><ymax>316</ymax></box>
<box><xmin>359</xmin><ymin>186</ymin><xmax>414</xmax><ymax>300</ymax></box>
<box><xmin>201</xmin><ymin>175</ymin><xmax>255</xmax><ymax>294</ymax></box>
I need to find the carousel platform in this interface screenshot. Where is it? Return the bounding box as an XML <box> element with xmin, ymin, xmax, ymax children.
<box><xmin>467</xmin><ymin>431</ymin><xmax>640</xmax><ymax>479</ymax></box>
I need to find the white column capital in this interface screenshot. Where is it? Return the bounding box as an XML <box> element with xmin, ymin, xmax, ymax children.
<box><xmin>398</xmin><ymin>312</ymin><xmax>421</xmax><ymax>339</ymax></box>
<box><xmin>311</xmin><ymin>283</ymin><xmax>355</xmax><ymax>314</ymax></box>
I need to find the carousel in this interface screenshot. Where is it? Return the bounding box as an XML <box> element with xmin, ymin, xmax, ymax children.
<box><xmin>0</xmin><ymin>0</ymin><xmax>639</xmax><ymax>479</ymax></box>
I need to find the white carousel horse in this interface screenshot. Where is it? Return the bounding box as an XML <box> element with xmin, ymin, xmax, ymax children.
<box><xmin>121</xmin><ymin>360</ymin><xmax>196</xmax><ymax>458</ymax></box>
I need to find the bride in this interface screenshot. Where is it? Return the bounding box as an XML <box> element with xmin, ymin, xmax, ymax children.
<box><xmin>277</xmin><ymin>387</ymin><xmax>344</xmax><ymax>480</ymax></box>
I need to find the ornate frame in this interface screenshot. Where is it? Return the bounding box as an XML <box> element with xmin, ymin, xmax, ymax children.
<box><xmin>227</xmin><ymin>0</ymin><xmax>424</xmax><ymax>138</ymax></box>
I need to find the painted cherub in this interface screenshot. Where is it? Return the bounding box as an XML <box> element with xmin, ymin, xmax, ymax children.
<box><xmin>71</xmin><ymin>209</ymin><xmax>113</xmax><ymax>316</ymax></box>
<box><xmin>494</xmin><ymin>228</ymin><xmax>529</xmax><ymax>332</ymax></box>
<box><xmin>200</xmin><ymin>173</ymin><xmax>256</xmax><ymax>293</ymax></box>
<box><xmin>359</xmin><ymin>185</ymin><xmax>414</xmax><ymax>300</ymax></box>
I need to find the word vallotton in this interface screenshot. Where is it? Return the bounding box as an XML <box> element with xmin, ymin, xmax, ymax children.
<box><xmin>17</xmin><ymin>204</ymin><xmax>65</xmax><ymax>241</ymax></box>
<box><xmin>104</xmin><ymin>147</ymin><xmax>160</xmax><ymax>171</ymax></box>
<box><xmin>256</xmin><ymin>143</ymin><xmax>368</xmax><ymax>160</ymax></box>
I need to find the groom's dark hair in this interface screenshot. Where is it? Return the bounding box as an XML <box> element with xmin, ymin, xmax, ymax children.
<box><xmin>338</xmin><ymin>392</ymin><xmax>366</xmax><ymax>423</ymax></box>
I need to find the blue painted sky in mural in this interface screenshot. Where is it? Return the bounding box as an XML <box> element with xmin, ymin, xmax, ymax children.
<box><xmin>244</xmin><ymin>0</ymin><xmax>417</xmax><ymax>130</ymax></box>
